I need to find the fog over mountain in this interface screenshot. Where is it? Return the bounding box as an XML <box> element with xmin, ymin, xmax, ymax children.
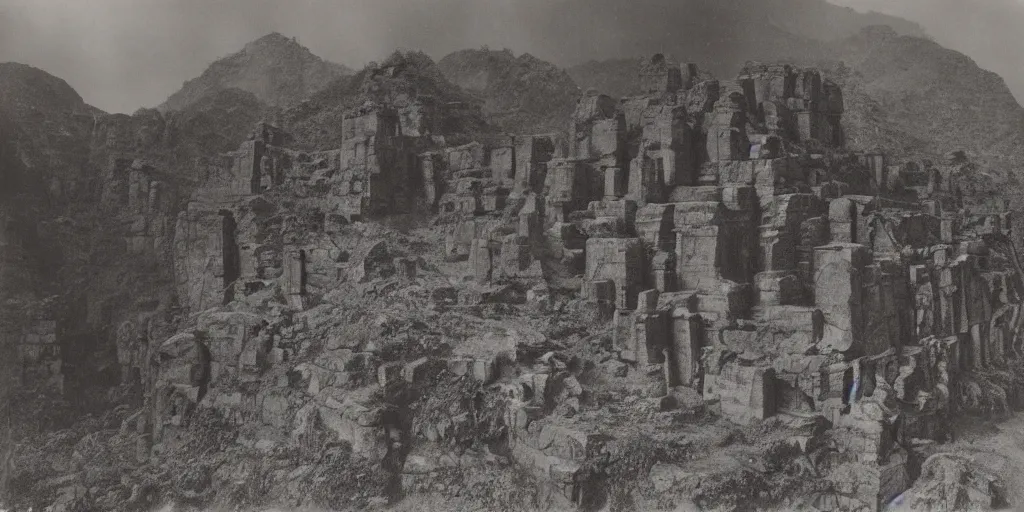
<box><xmin>2</xmin><ymin>0</ymin><xmax>1022</xmax><ymax>111</ymax></box>
<box><xmin>833</xmin><ymin>0</ymin><xmax>1024</xmax><ymax>102</ymax></box>
<box><xmin>0</xmin><ymin>0</ymin><xmax>943</xmax><ymax>113</ymax></box>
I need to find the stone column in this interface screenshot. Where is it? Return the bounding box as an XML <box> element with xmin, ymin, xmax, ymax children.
<box><xmin>814</xmin><ymin>243</ymin><xmax>870</xmax><ymax>355</ymax></box>
<box><xmin>669</xmin><ymin>309</ymin><xmax>702</xmax><ymax>387</ymax></box>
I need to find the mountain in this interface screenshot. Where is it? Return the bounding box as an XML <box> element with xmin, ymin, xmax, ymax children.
<box><xmin>467</xmin><ymin>0</ymin><xmax>923</xmax><ymax>78</ymax></box>
<box><xmin>158</xmin><ymin>32</ymin><xmax>350</xmax><ymax>112</ymax></box>
<box><xmin>713</xmin><ymin>0</ymin><xmax>925</xmax><ymax>42</ymax></box>
<box><xmin>285</xmin><ymin>51</ymin><xmax>491</xmax><ymax>150</ymax></box>
<box><xmin>830</xmin><ymin>0</ymin><xmax>1024</xmax><ymax>103</ymax></box>
<box><xmin>831</xmin><ymin>26</ymin><xmax>1024</xmax><ymax>183</ymax></box>
<box><xmin>0</xmin><ymin>63</ymin><xmax>101</xmax><ymax>200</ymax></box>
<box><xmin>0</xmin><ymin>63</ymin><xmax>103</xmax><ymax>332</ymax></box>
<box><xmin>6</xmin><ymin>9</ymin><xmax>1024</xmax><ymax>512</ymax></box>
<box><xmin>438</xmin><ymin>49</ymin><xmax>580</xmax><ymax>134</ymax></box>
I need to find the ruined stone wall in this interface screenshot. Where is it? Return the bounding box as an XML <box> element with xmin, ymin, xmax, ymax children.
<box><xmin>93</xmin><ymin>55</ymin><xmax>1024</xmax><ymax>512</ymax></box>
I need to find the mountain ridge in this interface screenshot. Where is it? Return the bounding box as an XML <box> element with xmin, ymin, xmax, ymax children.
<box><xmin>157</xmin><ymin>32</ymin><xmax>351</xmax><ymax>113</ymax></box>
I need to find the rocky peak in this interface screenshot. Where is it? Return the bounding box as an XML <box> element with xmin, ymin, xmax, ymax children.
<box><xmin>438</xmin><ymin>48</ymin><xmax>580</xmax><ymax>134</ymax></box>
<box><xmin>285</xmin><ymin>50</ymin><xmax>491</xmax><ymax>149</ymax></box>
<box><xmin>0</xmin><ymin>62</ymin><xmax>97</xmax><ymax>117</ymax></box>
<box><xmin>158</xmin><ymin>32</ymin><xmax>351</xmax><ymax>112</ymax></box>
<box><xmin>242</xmin><ymin>31</ymin><xmax>302</xmax><ymax>52</ymax></box>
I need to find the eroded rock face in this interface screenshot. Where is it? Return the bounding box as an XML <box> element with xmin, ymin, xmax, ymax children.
<box><xmin>895</xmin><ymin>453</ymin><xmax>1008</xmax><ymax>511</ymax></box>
<box><xmin>140</xmin><ymin>55</ymin><xmax>1020</xmax><ymax>511</ymax></box>
<box><xmin>8</xmin><ymin>45</ymin><xmax>1024</xmax><ymax>512</ymax></box>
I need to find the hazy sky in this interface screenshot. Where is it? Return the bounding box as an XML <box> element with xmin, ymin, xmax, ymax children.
<box><xmin>0</xmin><ymin>0</ymin><xmax>536</xmax><ymax>113</ymax></box>
<box><xmin>1</xmin><ymin>0</ymin><xmax>1022</xmax><ymax>113</ymax></box>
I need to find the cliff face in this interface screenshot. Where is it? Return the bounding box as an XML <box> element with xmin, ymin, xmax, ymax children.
<box><xmin>284</xmin><ymin>51</ymin><xmax>491</xmax><ymax>150</ymax></box>
<box><xmin>569</xmin><ymin>26</ymin><xmax>1024</xmax><ymax>204</ymax></box>
<box><xmin>0</xmin><ymin>63</ymin><xmax>278</xmax><ymax>411</ymax></box>
<box><xmin>158</xmin><ymin>32</ymin><xmax>350</xmax><ymax>112</ymax></box>
<box><xmin>438</xmin><ymin>49</ymin><xmax>580</xmax><ymax>134</ymax></box>
<box><xmin>2</xmin><ymin>27</ymin><xmax>1023</xmax><ymax>512</ymax></box>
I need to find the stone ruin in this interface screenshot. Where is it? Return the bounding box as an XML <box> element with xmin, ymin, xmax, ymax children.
<box><xmin>449</xmin><ymin>56</ymin><xmax>1018</xmax><ymax>509</ymax></box>
<box><xmin>107</xmin><ymin>55</ymin><xmax>1024</xmax><ymax>511</ymax></box>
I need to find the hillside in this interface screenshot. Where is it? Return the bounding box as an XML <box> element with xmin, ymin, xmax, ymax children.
<box><xmin>284</xmin><ymin>51</ymin><xmax>491</xmax><ymax>149</ymax></box>
<box><xmin>480</xmin><ymin>0</ymin><xmax>923</xmax><ymax>78</ymax></box>
<box><xmin>158</xmin><ymin>32</ymin><xmax>350</xmax><ymax>112</ymax></box>
<box><xmin>715</xmin><ymin>0</ymin><xmax>925</xmax><ymax>42</ymax></box>
<box><xmin>832</xmin><ymin>26</ymin><xmax>1024</xmax><ymax>183</ymax></box>
<box><xmin>438</xmin><ymin>49</ymin><xmax>580</xmax><ymax>134</ymax></box>
<box><xmin>831</xmin><ymin>0</ymin><xmax>1024</xmax><ymax>103</ymax></box>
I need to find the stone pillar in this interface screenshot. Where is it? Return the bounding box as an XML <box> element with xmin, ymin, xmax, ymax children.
<box><xmin>636</xmin><ymin>203</ymin><xmax>675</xmax><ymax>253</ymax></box>
<box><xmin>669</xmin><ymin>309</ymin><xmax>702</xmax><ymax>387</ymax></box>
<box><xmin>829</xmin><ymin>197</ymin><xmax>856</xmax><ymax>243</ymax></box>
<box><xmin>283</xmin><ymin>248</ymin><xmax>306</xmax><ymax>310</ymax></box>
<box><xmin>626</xmin><ymin>154</ymin><xmax>662</xmax><ymax>205</ymax></box>
<box><xmin>814</xmin><ymin>243</ymin><xmax>870</xmax><ymax>355</ymax></box>
<box><xmin>798</xmin><ymin>217</ymin><xmax>829</xmax><ymax>301</ymax></box>
<box><xmin>705</xmin><ymin>95</ymin><xmax>749</xmax><ymax>163</ymax></box>
<box><xmin>651</xmin><ymin>251</ymin><xmax>676</xmax><ymax>293</ymax></box>
<box><xmin>604</xmin><ymin>167</ymin><xmax>626</xmax><ymax>199</ymax></box>
<box><xmin>148</xmin><ymin>181</ymin><xmax>162</xmax><ymax>214</ymax></box>
<box><xmin>469</xmin><ymin>239</ymin><xmax>492</xmax><ymax>282</ymax></box>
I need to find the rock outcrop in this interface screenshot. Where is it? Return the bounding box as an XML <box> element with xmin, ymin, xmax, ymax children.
<box><xmin>4</xmin><ymin>32</ymin><xmax>1024</xmax><ymax>512</ymax></box>
<box><xmin>438</xmin><ymin>48</ymin><xmax>581</xmax><ymax>134</ymax></box>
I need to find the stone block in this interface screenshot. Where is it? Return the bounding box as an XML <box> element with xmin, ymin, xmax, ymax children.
<box><xmin>612</xmin><ymin>309</ymin><xmax>635</xmax><ymax>356</ymax></box>
<box><xmin>814</xmin><ymin>243</ymin><xmax>870</xmax><ymax>354</ymax></box>
<box><xmin>638</xmin><ymin>289</ymin><xmax>660</xmax><ymax>313</ymax></box>
<box><xmin>585</xmin><ymin>238</ymin><xmax>645</xmax><ymax>310</ymax></box>
<box><xmin>633</xmin><ymin>311</ymin><xmax>668</xmax><ymax>364</ymax></box>
<box><xmin>651</xmin><ymin>251</ymin><xmax>677</xmax><ymax>293</ymax></box>
<box><xmin>718</xmin><ymin>160</ymin><xmax>756</xmax><ymax>185</ymax></box>
<box><xmin>583</xmin><ymin>279</ymin><xmax>616</xmax><ymax>304</ymax></box>
<box><xmin>472</xmin><ymin>358</ymin><xmax>496</xmax><ymax>383</ymax></box>
<box><xmin>940</xmin><ymin>218</ymin><xmax>955</xmax><ymax>243</ymax></box>
<box><xmin>669</xmin><ymin>186</ymin><xmax>721</xmax><ymax>203</ymax></box>
<box><xmin>447</xmin><ymin>358</ymin><xmax>473</xmax><ymax>377</ymax></box>
<box><xmin>704</xmin><ymin>362</ymin><xmax>777</xmax><ymax>425</ymax></box>
<box><xmin>627</xmin><ymin>155</ymin><xmax>663</xmax><ymax>204</ymax></box>
<box><xmin>582</xmin><ymin>217</ymin><xmax>628</xmax><ymax>238</ymax></box>
<box><xmin>694</xmin><ymin>282</ymin><xmax>752</xmax><ymax>318</ymax></box>
<box><xmin>403</xmin><ymin>357</ymin><xmax>433</xmax><ymax>384</ymax></box>
<box><xmin>705</xmin><ymin>105</ymin><xmax>749</xmax><ymax>163</ymax></box>
<box><xmin>755</xmin><ymin>271</ymin><xmax>804</xmax><ymax>306</ymax></box>
<box><xmin>469</xmin><ymin>239</ymin><xmax>492</xmax><ymax>282</ymax></box>
<box><xmin>636</xmin><ymin>203</ymin><xmax>675</xmax><ymax>252</ymax></box>
<box><xmin>827</xmin><ymin>198</ymin><xmax>855</xmax><ymax>225</ymax></box>
<box><xmin>604</xmin><ymin>167</ymin><xmax>626</xmax><ymax>198</ymax></box>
